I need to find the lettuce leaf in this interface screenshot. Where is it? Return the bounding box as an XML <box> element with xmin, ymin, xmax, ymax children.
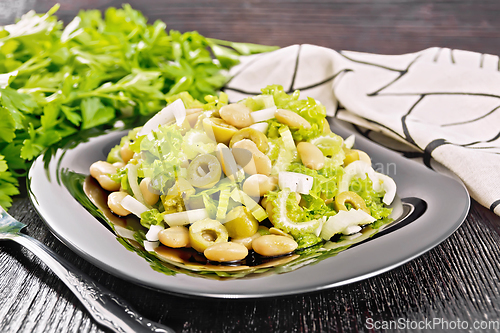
<box><xmin>349</xmin><ymin>177</ymin><xmax>392</xmax><ymax>220</ymax></box>
<box><xmin>288</xmin><ymin>162</ymin><xmax>343</xmax><ymax>200</ymax></box>
<box><xmin>266</xmin><ymin>188</ymin><xmax>322</xmax><ymax>237</ymax></box>
<box><xmin>140</xmin><ymin>208</ymin><xmax>164</xmax><ymax>228</ymax></box>
<box><xmin>261</xmin><ymin>85</ymin><xmax>326</xmax><ymax>141</ymax></box>
<box><xmin>139</xmin><ymin>124</ymin><xmax>184</xmax><ymax>192</ymax></box>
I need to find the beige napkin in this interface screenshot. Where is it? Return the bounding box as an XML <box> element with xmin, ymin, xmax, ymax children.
<box><xmin>224</xmin><ymin>45</ymin><xmax>500</xmax><ymax>216</ymax></box>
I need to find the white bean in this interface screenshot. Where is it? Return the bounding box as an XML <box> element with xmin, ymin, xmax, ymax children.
<box><xmin>219</xmin><ymin>103</ymin><xmax>253</xmax><ymax>128</ymax></box>
<box><xmin>140</xmin><ymin>178</ymin><xmax>159</xmax><ymax>205</ymax></box>
<box><xmin>242</xmin><ymin>174</ymin><xmax>278</xmax><ymax>197</ymax></box>
<box><xmin>90</xmin><ymin>161</ymin><xmax>120</xmax><ymax>191</ymax></box>
<box><xmin>297</xmin><ymin>142</ymin><xmax>325</xmax><ymax>170</ymax></box>
<box><xmin>275</xmin><ymin>109</ymin><xmax>311</xmax><ymax>129</ymax></box>
<box><xmin>204</xmin><ymin>242</ymin><xmax>248</xmax><ymax>262</ymax></box>
<box><xmin>107</xmin><ymin>191</ymin><xmax>131</xmax><ymax>216</ymax></box>
<box><xmin>158</xmin><ymin>226</ymin><xmax>190</xmax><ymax>248</ymax></box>
<box><xmin>120</xmin><ymin>141</ymin><xmax>134</xmax><ymax>164</ymax></box>
<box><xmin>252</xmin><ymin>235</ymin><xmax>298</xmax><ymax>257</ymax></box>
<box><xmin>232</xmin><ymin>139</ymin><xmax>271</xmax><ymax>176</ymax></box>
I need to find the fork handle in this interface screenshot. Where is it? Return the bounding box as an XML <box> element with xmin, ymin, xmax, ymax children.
<box><xmin>11</xmin><ymin>233</ymin><xmax>175</xmax><ymax>333</ymax></box>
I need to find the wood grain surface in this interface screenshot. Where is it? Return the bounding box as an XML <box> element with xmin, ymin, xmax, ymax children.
<box><xmin>30</xmin><ymin>0</ymin><xmax>500</xmax><ymax>55</ymax></box>
<box><xmin>2</xmin><ymin>1</ymin><xmax>500</xmax><ymax>332</ymax></box>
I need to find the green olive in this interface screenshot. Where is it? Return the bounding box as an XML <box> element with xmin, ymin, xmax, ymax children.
<box><xmin>202</xmin><ymin>117</ymin><xmax>238</xmax><ymax>145</ymax></box>
<box><xmin>229</xmin><ymin>128</ymin><xmax>269</xmax><ymax>153</ymax></box>
<box><xmin>187</xmin><ymin>154</ymin><xmax>221</xmax><ymax>188</ymax></box>
<box><xmin>224</xmin><ymin>206</ymin><xmax>259</xmax><ymax>238</ymax></box>
<box><xmin>342</xmin><ymin>148</ymin><xmax>359</xmax><ymax>166</ymax></box>
<box><xmin>189</xmin><ymin>218</ymin><xmax>229</xmax><ymax>253</ymax></box>
<box><xmin>335</xmin><ymin>191</ymin><xmax>370</xmax><ymax>214</ymax></box>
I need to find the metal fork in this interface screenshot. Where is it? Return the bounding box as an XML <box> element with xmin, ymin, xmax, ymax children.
<box><xmin>0</xmin><ymin>206</ymin><xmax>175</xmax><ymax>333</ymax></box>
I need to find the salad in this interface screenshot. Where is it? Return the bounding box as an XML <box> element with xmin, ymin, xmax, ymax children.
<box><xmin>88</xmin><ymin>85</ymin><xmax>396</xmax><ymax>277</ymax></box>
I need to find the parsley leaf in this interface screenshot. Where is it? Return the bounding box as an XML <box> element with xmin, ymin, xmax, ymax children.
<box><xmin>0</xmin><ymin>155</ymin><xmax>19</xmax><ymax>208</ymax></box>
<box><xmin>0</xmin><ymin>5</ymin><xmax>278</xmax><ymax>209</ymax></box>
<box><xmin>0</xmin><ymin>107</ymin><xmax>16</xmax><ymax>142</ymax></box>
<box><xmin>81</xmin><ymin>97</ymin><xmax>115</xmax><ymax>129</ymax></box>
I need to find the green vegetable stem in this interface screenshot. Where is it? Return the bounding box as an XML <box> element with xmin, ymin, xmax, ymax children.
<box><xmin>0</xmin><ymin>4</ymin><xmax>278</xmax><ymax>209</ymax></box>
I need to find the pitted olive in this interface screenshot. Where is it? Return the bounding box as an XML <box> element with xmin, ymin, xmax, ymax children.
<box><xmin>224</xmin><ymin>206</ymin><xmax>259</xmax><ymax>238</ymax></box>
<box><xmin>229</xmin><ymin>128</ymin><xmax>269</xmax><ymax>153</ymax></box>
<box><xmin>187</xmin><ymin>154</ymin><xmax>222</xmax><ymax>188</ymax></box>
<box><xmin>202</xmin><ymin>117</ymin><xmax>238</xmax><ymax>145</ymax></box>
<box><xmin>343</xmin><ymin>148</ymin><xmax>359</xmax><ymax>166</ymax></box>
<box><xmin>334</xmin><ymin>191</ymin><xmax>370</xmax><ymax>214</ymax></box>
<box><xmin>189</xmin><ymin>218</ymin><xmax>229</xmax><ymax>253</ymax></box>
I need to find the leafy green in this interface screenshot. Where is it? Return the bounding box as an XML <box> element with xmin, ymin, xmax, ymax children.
<box><xmin>140</xmin><ymin>208</ymin><xmax>164</xmax><ymax>229</ymax></box>
<box><xmin>288</xmin><ymin>162</ymin><xmax>343</xmax><ymax>200</ymax></box>
<box><xmin>0</xmin><ymin>5</ymin><xmax>277</xmax><ymax>209</ymax></box>
<box><xmin>295</xmin><ymin>233</ymin><xmax>323</xmax><ymax>251</ymax></box>
<box><xmin>81</xmin><ymin>97</ymin><xmax>115</xmax><ymax>129</ymax></box>
<box><xmin>181</xmin><ymin>129</ymin><xmax>216</xmax><ymax>159</ymax></box>
<box><xmin>266</xmin><ymin>188</ymin><xmax>322</xmax><ymax>237</ymax></box>
<box><xmin>0</xmin><ymin>155</ymin><xmax>19</xmax><ymax>208</ymax></box>
<box><xmin>139</xmin><ymin>124</ymin><xmax>184</xmax><ymax>191</ymax></box>
<box><xmin>261</xmin><ymin>85</ymin><xmax>326</xmax><ymax>141</ymax></box>
<box><xmin>0</xmin><ymin>107</ymin><xmax>16</xmax><ymax>142</ymax></box>
<box><xmin>349</xmin><ymin>177</ymin><xmax>392</xmax><ymax>220</ymax></box>
<box><xmin>109</xmin><ymin>166</ymin><xmax>130</xmax><ymax>193</ymax></box>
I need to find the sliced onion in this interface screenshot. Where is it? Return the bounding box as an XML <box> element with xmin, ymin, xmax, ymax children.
<box><xmin>127</xmin><ymin>164</ymin><xmax>145</xmax><ymax>205</ymax></box>
<box><xmin>249</xmin><ymin>122</ymin><xmax>269</xmax><ymax>133</ymax></box>
<box><xmin>313</xmin><ymin>217</ymin><xmax>327</xmax><ymax>237</ymax></box>
<box><xmin>171</xmin><ymin>99</ymin><xmax>186</xmax><ymax>126</ymax></box>
<box><xmin>143</xmin><ymin>240</ymin><xmax>159</xmax><ymax>252</ymax></box>
<box><xmin>344</xmin><ymin>135</ymin><xmax>355</xmax><ymax>149</ymax></box>
<box><xmin>377</xmin><ymin>173</ymin><xmax>397</xmax><ymax>205</ymax></box>
<box><xmin>138</xmin><ymin>99</ymin><xmax>184</xmax><ymax>135</ymax></box>
<box><xmin>320</xmin><ymin>209</ymin><xmax>375</xmax><ymax>240</ymax></box>
<box><xmin>250</xmin><ymin>106</ymin><xmax>277</xmax><ymax>123</ymax></box>
<box><xmin>342</xmin><ymin>225</ymin><xmax>362</xmax><ymax>235</ymax></box>
<box><xmin>343</xmin><ymin>232</ymin><xmax>362</xmax><ymax>241</ymax></box>
<box><xmin>278</xmin><ymin>171</ymin><xmax>313</xmax><ymax>194</ymax></box>
<box><xmin>163</xmin><ymin>208</ymin><xmax>209</xmax><ymax>226</ymax></box>
<box><xmin>121</xmin><ymin>195</ymin><xmax>149</xmax><ymax>218</ymax></box>
<box><xmin>197</xmin><ymin>166</ymin><xmax>207</xmax><ymax>177</ymax></box>
<box><xmin>114</xmin><ymin>225</ymin><xmax>136</xmax><ymax>240</ymax></box>
<box><xmin>146</xmin><ymin>225</ymin><xmax>164</xmax><ymax>242</ymax></box>
<box><xmin>338</xmin><ymin>160</ymin><xmax>371</xmax><ymax>194</ymax></box>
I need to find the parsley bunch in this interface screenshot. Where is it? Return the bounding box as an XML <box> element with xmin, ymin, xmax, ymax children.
<box><xmin>0</xmin><ymin>5</ymin><xmax>277</xmax><ymax>208</ymax></box>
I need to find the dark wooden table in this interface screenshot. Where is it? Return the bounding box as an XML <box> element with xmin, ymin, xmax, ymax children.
<box><xmin>2</xmin><ymin>1</ymin><xmax>500</xmax><ymax>332</ymax></box>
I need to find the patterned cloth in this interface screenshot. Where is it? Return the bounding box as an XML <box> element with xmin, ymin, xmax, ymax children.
<box><xmin>224</xmin><ymin>45</ymin><xmax>500</xmax><ymax>216</ymax></box>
